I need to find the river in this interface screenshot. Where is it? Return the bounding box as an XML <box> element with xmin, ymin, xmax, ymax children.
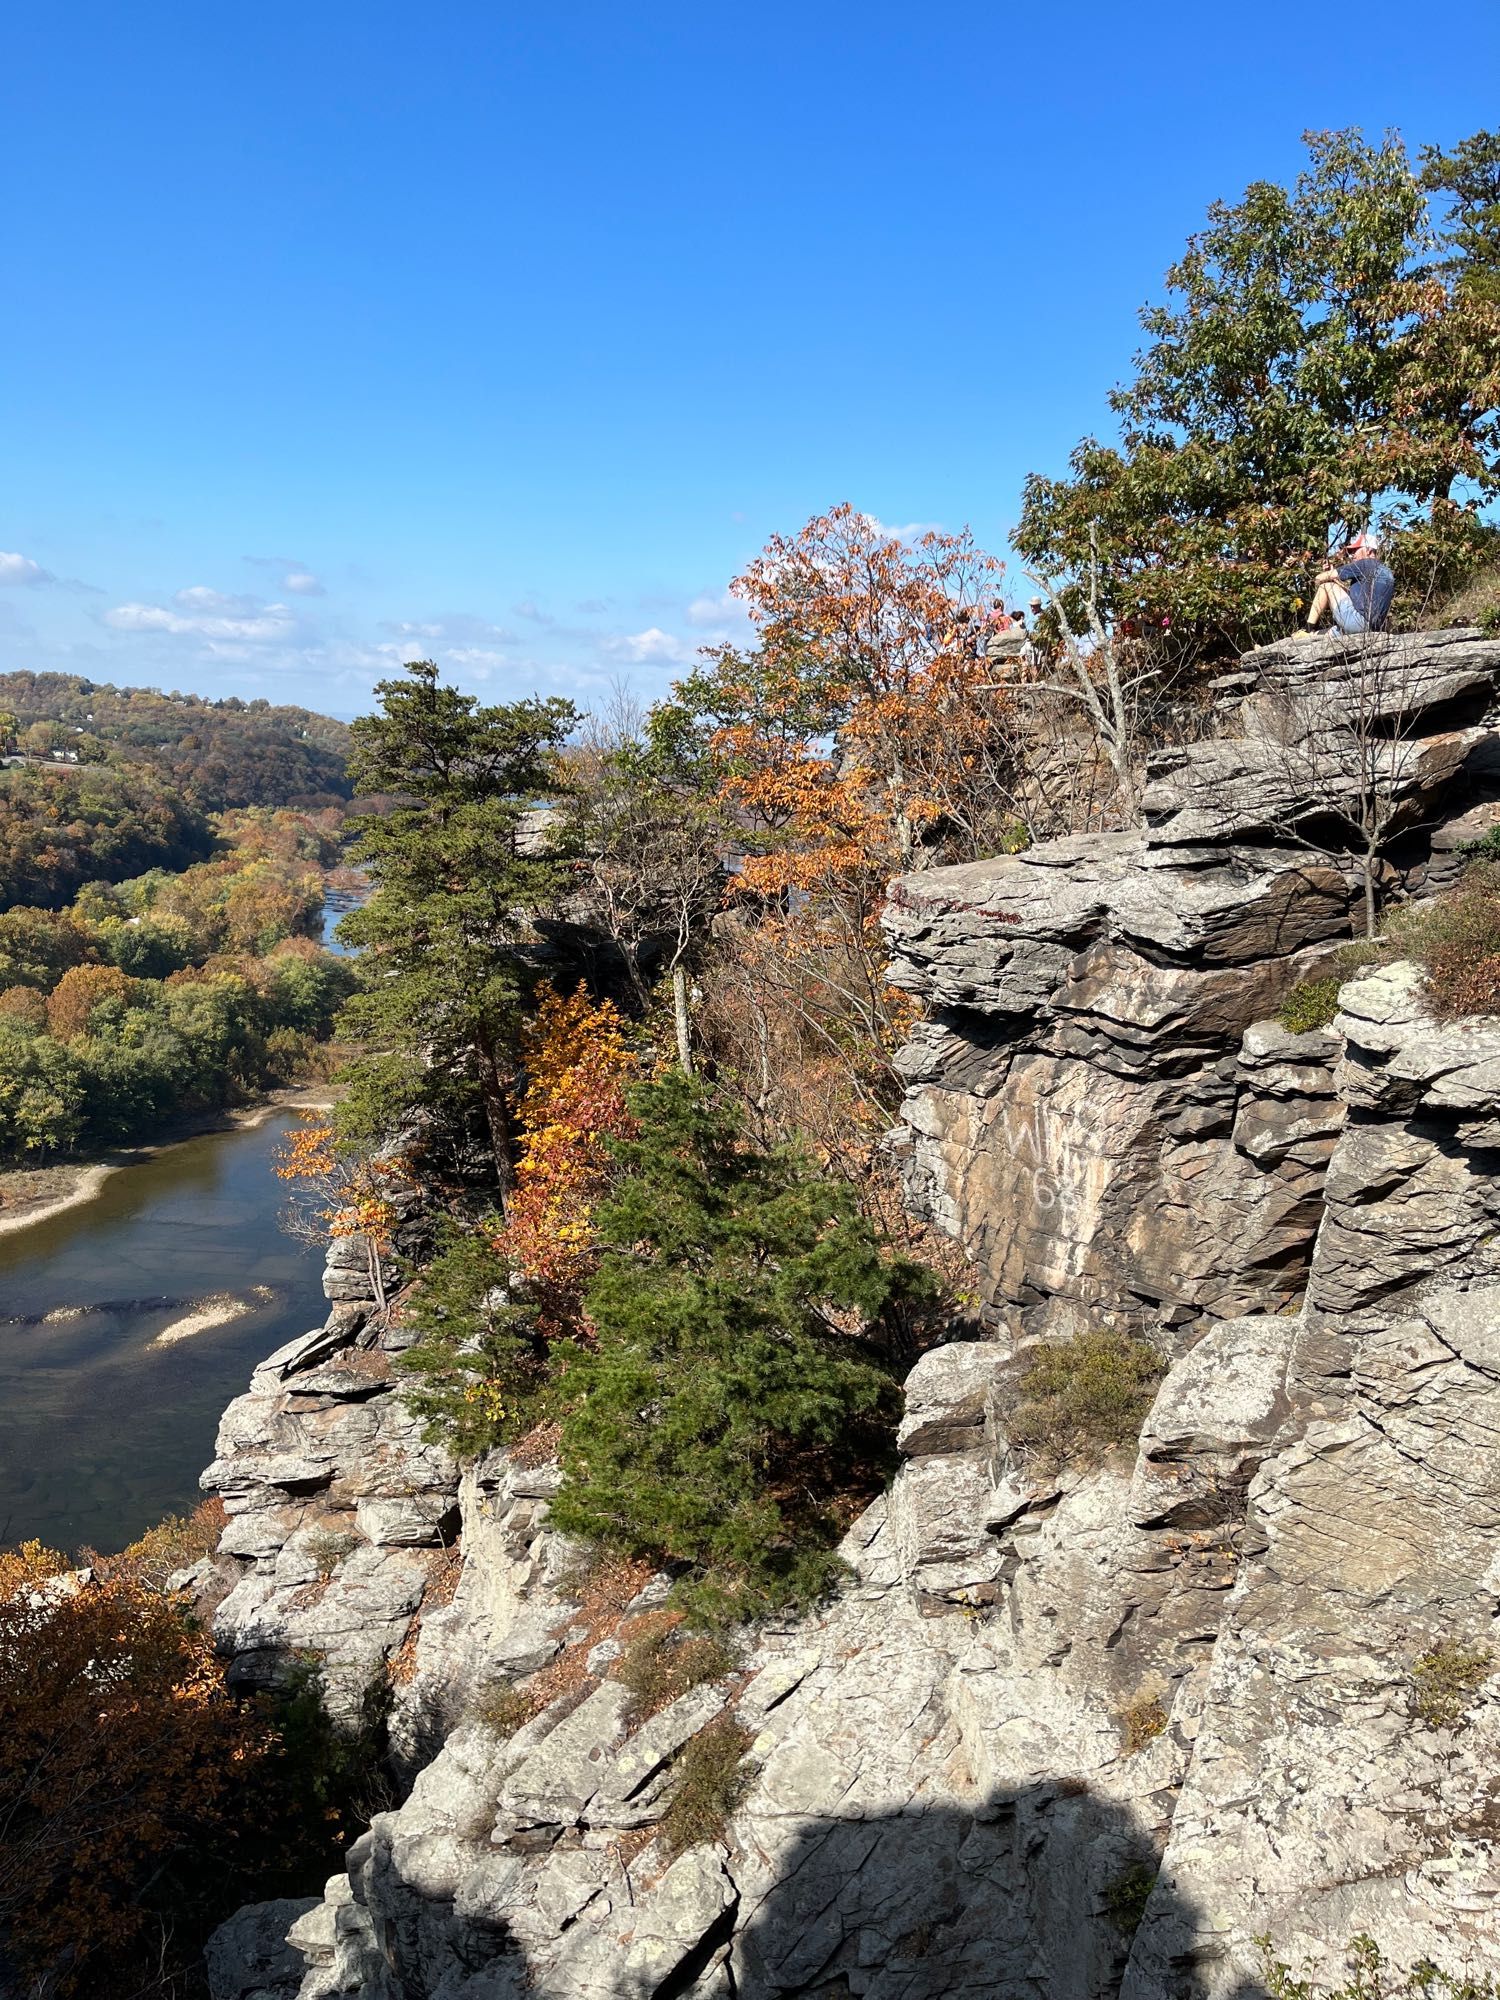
<box><xmin>0</xmin><ymin>1110</ymin><xmax>329</xmax><ymax>1555</ymax></box>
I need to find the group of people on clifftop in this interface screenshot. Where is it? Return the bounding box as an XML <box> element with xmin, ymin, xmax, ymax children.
<box><xmin>941</xmin><ymin>597</ymin><xmax>1044</xmax><ymax>664</ymax></box>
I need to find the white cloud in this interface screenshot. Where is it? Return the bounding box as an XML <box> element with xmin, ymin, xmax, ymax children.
<box><xmin>512</xmin><ymin>598</ymin><xmax>556</xmax><ymax>627</ymax></box>
<box><xmin>684</xmin><ymin>589</ymin><xmax>744</xmax><ymax>628</ymax></box>
<box><xmin>104</xmin><ymin>587</ymin><xmax>297</xmax><ymax>645</ymax></box>
<box><xmin>866</xmin><ymin>516</ymin><xmax>945</xmax><ymax>543</ymax></box>
<box><xmin>244</xmin><ymin>554</ymin><xmax>326</xmax><ymax>596</ymax></box>
<box><xmin>601</xmin><ymin>627</ymin><xmax>699</xmax><ymax>667</ymax></box>
<box><xmin>0</xmin><ymin>551</ymin><xmax>54</xmax><ymax>586</ymax></box>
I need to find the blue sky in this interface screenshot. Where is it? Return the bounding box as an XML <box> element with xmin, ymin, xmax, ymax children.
<box><xmin>4</xmin><ymin>1</ymin><xmax>1498</xmax><ymax>721</ymax></box>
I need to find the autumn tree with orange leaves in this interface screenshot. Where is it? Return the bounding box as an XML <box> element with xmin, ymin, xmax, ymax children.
<box><xmin>497</xmin><ymin>984</ymin><xmax>640</xmax><ymax>1335</ymax></box>
<box><xmin>0</xmin><ymin>1549</ymin><xmax>273</xmax><ymax>1999</ymax></box>
<box><xmin>670</xmin><ymin>506</ymin><xmax>1017</xmax><ymax>1160</ymax></box>
<box><xmin>400</xmin><ymin>985</ymin><xmax>639</xmax><ymax>1457</ymax></box>
<box><xmin>274</xmin><ymin>1116</ymin><xmax>413</xmax><ymax>1309</ymax></box>
<box><xmin>689</xmin><ymin>503</ymin><xmax>1012</xmax><ymax>891</ymax></box>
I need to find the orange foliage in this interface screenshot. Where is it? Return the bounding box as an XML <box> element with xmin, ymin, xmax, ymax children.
<box><xmin>274</xmin><ymin>1118</ymin><xmax>413</xmax><ymax>1306</ymax></box>
<box><xmin>0</xmin><ymin>1563</ymin><xmax>273</xmax><ymax>1996</ymax></box>
<box><xmin>44</xmin><ymin>962</ymin><xmax>137</xmax><ymax>1041</ymax></box>
<box><xmin>494</xmin><ymin>984</ymin><xmax>639</xmax><ymax>1336</ymax></box>
<box><xmin>713</xmin><ymin>503</ymin><xmax>1009</xmax><ymax>898</ymax></box>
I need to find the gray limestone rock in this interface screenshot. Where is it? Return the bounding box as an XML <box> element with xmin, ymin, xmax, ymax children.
<box><xmin>205</xmin><ymin>1898</ymin><xmax>319</xmax><ymax>2000</ymax></box>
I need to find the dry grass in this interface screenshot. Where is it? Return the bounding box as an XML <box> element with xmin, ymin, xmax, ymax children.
<box><xmin>473</xmin><ymin>1681</ymin><xmax>544</xmax><ymax>1737</ymax></box>
<box><xmin>1428</xmin><ymin>563</ymin><xmax>1500</xmax><ymax>630</ymax></box>
<box><xmin>660</xmin><ymin>1716</ymin><xmax>755</xmax><ymax>1856</ymax></box>
<box><xmin>611</xmin><ymin>1625</ymin><xmax>738</xmax><ymax>1723</ymax></box>
<box><xmin>1116</xmin><ymin>1687</ymin><xmax>1169</xmax><ymax>1756</ymax></box>
<box><xmin>1411</xmin><ymin>1639</ymin><xmax>1493</xmax><ymax>1729</ymax></box>
<box><xmin>1007</xmin><ymin>1330</ymin><xmax>1166</xmax><ymax>1469</ymax></box>
<box><xmin>87</xmin><ymin>1498</ymin><xmax>228</xmax><ymax>1591</ymax></box>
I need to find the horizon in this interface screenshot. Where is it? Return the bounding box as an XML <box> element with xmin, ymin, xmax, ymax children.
<box><xmin>5</xmin><ymin>1</ymin><xmax>1499</xmax><ymax>720</ymax></box>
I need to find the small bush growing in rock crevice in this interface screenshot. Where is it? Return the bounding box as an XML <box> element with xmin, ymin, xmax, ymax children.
<box><xmin>1007</xmin><ymin>1329</ymin><xmax>1166</xmax><ymax>1470</ymax></box>
<box><xmin>472</xmin><ymin>1681</ymin><xmax>541</xmax><ymax>1738</ymax></box>
<box><xmin>660</xmin><ymin>1715</ymin><xmax>755</xmax><ymax>1855</ymax></box>
<box><xmin>1277</xmin><ymin>978</ymin><xmax>1342</xmax><ymax>1034</ymax></box>
<box><xmin>1380</xmin><ymin>865</ymin><xmax>1500</xmax><ymax>1018</ymax></box>
<box><xmin>1102</xmin><ymin>1861</ymin><xmax>1157</xmax><ymax>1937</ymax></box>
<box><xmin>305</xmin><ymin>1527</ymin><xmax>360</xmax><ymax>1579</ymax></box>
<box><xmin>1410</xmin><ymin>1638</ymin><xmax>1492</xmax><ymax>1729</ymax></box>
<box><xmin>612</xmin><ymin>1625</ymin><xmax>738</xmax><ymax>1723</ymax></box>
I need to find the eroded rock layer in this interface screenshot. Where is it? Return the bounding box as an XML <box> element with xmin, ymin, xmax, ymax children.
<box><xmin>203</xmin><ymin>628</ymin><xmax>1500</xmax><ymax>1998</ymax></box>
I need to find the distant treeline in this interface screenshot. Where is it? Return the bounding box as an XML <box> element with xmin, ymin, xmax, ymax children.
<box><xmin>0</xmin><ymin>671</ymin><xmax>352</xmax><ymax>811</ymax></box>
<box><xmin>0</xmin><ymin>806</ymin><xmax>355</xmax><ymax>1157</ymax></box>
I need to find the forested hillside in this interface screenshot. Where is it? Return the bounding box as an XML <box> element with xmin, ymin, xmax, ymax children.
<box><xmin>0</xmin><ymin>806</ymin><xmax>354</xmax><ymax>1156</ymax></box>
<box><xmin>0</xmin><ymin>764</ymin><xmax>211</xmax><ymax>910</ymax></box>
<box><xmin>0</xmin><ymin>672</ymin><xmax>351</xmax><ymax>810</ymax></box>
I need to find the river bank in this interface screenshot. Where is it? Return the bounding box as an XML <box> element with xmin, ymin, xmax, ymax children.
<box><xmin>0</xmin><ymin>1086</ymin><xmax>337</xmax><ymax>1239</ymax></box>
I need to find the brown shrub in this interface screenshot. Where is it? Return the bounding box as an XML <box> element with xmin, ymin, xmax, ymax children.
<box><xmin>1007</xmin><ymin>1329</ymin><xmax>1166</xmax><ymax>1469</ymax></box>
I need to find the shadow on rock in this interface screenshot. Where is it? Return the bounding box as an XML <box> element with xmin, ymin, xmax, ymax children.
<box><xmin>702</xmin><ymin>1788</ymin><xmax>1271</xmax><ymax>2000</ymax></box>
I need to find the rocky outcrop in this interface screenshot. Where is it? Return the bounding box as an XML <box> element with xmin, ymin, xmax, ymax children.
<box><xmin>203</xmin><ymin>630</ymin><xmax>1500</xmax><ymax>1996</ymax></box>
<box><xmin>199</xmin><ymin>1257</ymin><xmax>461</xmax><ymax>1724</ymax></box>
<box><xmin>885</xmin><ymin>626</ymin><xmax>1500</xmax><ymax>1333</ymax></box>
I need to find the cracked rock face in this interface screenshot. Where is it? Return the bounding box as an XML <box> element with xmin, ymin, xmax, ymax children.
<box><xmin>884</xmin><ymin>628</ymin><xmax>1500</xmax><ymax>1334</ymax></box>
<box><xmin>200</xmin><ymin>1286</ymin><xmax>460</xmax><ymax>1725</ymax></box>
<box><xmin>204</xmin><ymin>632</ymin><xmax>1500</xmax><ymax>1995</ymax></box>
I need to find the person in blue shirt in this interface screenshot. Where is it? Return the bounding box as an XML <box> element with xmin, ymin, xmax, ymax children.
<box><xmin>1300</xmin><ymin>533</ymin><xmax>1396</xmax><ymax>637</ymax></box>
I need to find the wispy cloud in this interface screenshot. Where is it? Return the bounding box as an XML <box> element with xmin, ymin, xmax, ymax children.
<box><xmin>104</xmin><ymin>585</ymin><xmax>297</xmax><ymax>645</ymax></box>
<box><xmin>684</xmin><ymin>588</ymin><xmax>741</xmax><ymax>628</ymax></box>
<box><xmin>512</xmin><ymin>598</ymin><xmax>556</xmax><ymax>627</ymax></box>
<box><xmin>866</xmin><ymin>516</ymin><xmax>944</xmax><ymax>543</ymax></box>
<box><xmin>0</xmin><ymin>551</ymin><xmax>55</xmax><ymax>586</ymax></box>
<box><xmin>244</xmin><ymin>554</ymin><xmax>326</xmax><ymax>596</ymax></box>
<box><xmin>601</xmin><ymin>627</ymin><xmax>700</xmax><ymax>667</ymax></box>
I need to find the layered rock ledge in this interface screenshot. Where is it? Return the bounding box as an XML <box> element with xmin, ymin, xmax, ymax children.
<box><xmin>203</xmin><ymin>629</ymin><xmax>1500</xmax><ymax>1996</ymax></box>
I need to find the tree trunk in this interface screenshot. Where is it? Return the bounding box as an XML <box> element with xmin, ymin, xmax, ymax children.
<box><xmin>364</xmin><ymin>1233</ymin><xmax>387</xmax><ymax>1312</ymax></box>
<box><xmin>1363</xmin><ymin>839</ymin><xmax>1380</xmax><ymax>939</ymax></box>
<box><xmin>475</xmin><ymin>1030</ymin><xmax>516</xmax><ymax>1215</ymax></box>
<box><xmin>672</xmin><ymin>961</ymin><xmax>694</xmax><ymax>1077</ymax></box>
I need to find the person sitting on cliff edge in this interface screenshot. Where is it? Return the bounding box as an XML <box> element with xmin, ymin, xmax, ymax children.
<box><xmin>1298</xmin><ymin>532</ymin><xmax>1396</xmax><ymax>638</ymax></box>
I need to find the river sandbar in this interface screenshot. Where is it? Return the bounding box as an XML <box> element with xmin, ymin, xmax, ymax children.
<box><xmin>152</xmin><ymin>1295</ymin><xmax>252</xmax><ymax>1347</ymax></box>
<box><xmin>0</xmin><ymin>1164</ymin><xmax>118</xmax><ymax>1239</ymax></box>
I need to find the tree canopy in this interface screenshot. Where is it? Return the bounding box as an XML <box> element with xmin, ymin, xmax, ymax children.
<box><xmin>1016</xmin><ymin>127</ymin><xmax>1500</xmax><ymax>659</ymax></box>
<box><xmin>336</xmin><ymin>660</ymin><xmax>578</xmax><ymax>1195</ymax></box>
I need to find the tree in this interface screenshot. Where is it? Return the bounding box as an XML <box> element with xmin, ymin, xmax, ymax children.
<box><xmin>551</xmin><ymin>1072</ymin><xmax>934</xmax><ymax>1623</ymax></box>
<box><xmin>337</xmin><ymin>661</ymin><xmax>578</xmax><ymax>1199</ymax></box>
<box><xmin>274</xmin><ymin>1116</ymin><xmax>412</xmax><ymax>1309</ymax></box>
<box><xmin>1016</xmin><ymin>127</ymin><xmax>1500</xmax><ymax>661</ymax></box>
<box><xmin>0</xmin><ymin>1557</ymin><xmax>274</xmax><ymax>1999</ymax></box>
<box><xmin>496</xmin><ymin>982</ymin><xmax>639</xmax><ymax>1334</ymax></box>
<box><xmin>571</xmin><ymin>699</ymin><xmax>727</xmax><ymax>1073</ymax></box>
<box><xmin>695</xmin><ymin>503</ymin><xmax>1007</xmax><ymax>884</ymax></box>
<box><xmin>1256</xmin><ymin>632</ymin><xmax>1449</xmax><ymax>937</ymax></box>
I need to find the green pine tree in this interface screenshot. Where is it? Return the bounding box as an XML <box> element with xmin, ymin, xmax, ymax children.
<box><xmin>551</xmin><ymin>1072</ymin><xmax>935</xmax><ymax>1624</ymax></box>
<box><xmin>336</xmin><ymin>660</ymin><xmax>577</xmax><ymax>1197</ymax></box>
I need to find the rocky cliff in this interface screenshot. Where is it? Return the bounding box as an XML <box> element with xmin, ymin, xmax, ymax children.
<box><xmin>206</xmin><ymin>627</ymin><xmax>1500</xmax><ymax>1998</ymax></box>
